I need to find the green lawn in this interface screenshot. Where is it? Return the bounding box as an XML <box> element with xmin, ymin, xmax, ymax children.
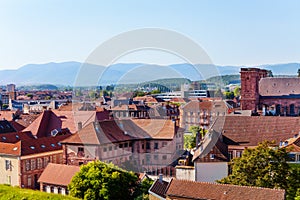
<box><xmin>0</xmin><ymin>184</ymin><xmax>79</xmax><ymax>200</ymax></box>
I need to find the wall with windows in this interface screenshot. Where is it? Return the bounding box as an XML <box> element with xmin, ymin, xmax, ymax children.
<box><xmin>20</xmin><ymin>152</ymin><xmax>63</xmax><ymax>189</ymax></box>
<box><xmin>0</xmin><ymin>155</ymin><xmax>19</xmax><ymax>186</ymax></box>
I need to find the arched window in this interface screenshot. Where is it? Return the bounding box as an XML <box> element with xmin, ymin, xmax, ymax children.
<box><xmin>290</xmin><ymin>104</ymin><xmax>295</xmax><ymax>115</ymax></box>
<box><xmin>276</xmin><ymin>104</ymin><xmax>281</xmax><ymax>115</ymax></box>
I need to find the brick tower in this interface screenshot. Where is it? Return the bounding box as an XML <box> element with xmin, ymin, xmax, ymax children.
<box><xmin>240</xmin><ymin>68</ymin><xmax>268</xmax><ymax>111</ymax></box>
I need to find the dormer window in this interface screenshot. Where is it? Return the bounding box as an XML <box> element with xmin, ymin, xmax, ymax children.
<box><xmin>210</xmin><ymin>154</ymin><xmax>215</xmax><ymax>159</ymax></box>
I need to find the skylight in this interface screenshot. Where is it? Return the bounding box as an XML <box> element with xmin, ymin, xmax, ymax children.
<box><xmin>30</xmin><ymin>146</ymin><xmax>35</xmax><ymax>150</ymax></box>
<box><xmin>57</xmin><ymin>142</ymin><xmax>61</xmax><ymax>146</ymax></box>
<box><xmin>41</xmin><ymin>145</ymin><xmax>46</xmax><ymax>148</ymax></box>
<box><xmin>13</xmin><ymin>147</ymin><xmax>18</xmax><ymax>151</ymax></box>
<box><xmin>2</xmin><ymin>136</ymin><xmax>6</xmax><ymax>140</ymax></box>
<box><xmin>51</xmin><ymin>143</ymin><xmax>55</xmax><ymax>147</ymax></box>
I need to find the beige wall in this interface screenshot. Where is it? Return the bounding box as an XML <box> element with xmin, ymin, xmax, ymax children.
<box><xmin>195</xmin><ymin>162</ymin><xmax>228</xmax><ymax>182</ymax></box>
<box><xmin>175</xmin><ymin>166</ymin><xmax>195</xmax><ymax>181</ymax></box>
<box><xmin>0</xmin><ymin>155</ymin><xmax>20</xmax><ymax>186</ymax></box>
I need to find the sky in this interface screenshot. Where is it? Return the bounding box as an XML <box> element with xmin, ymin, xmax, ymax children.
<box><xmin>0</xmin><ymin>0</ymin><xmax>299</xmax><ymax>69</ymax></box>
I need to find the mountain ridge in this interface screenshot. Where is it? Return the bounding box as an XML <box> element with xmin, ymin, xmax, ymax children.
<box><xmin>0</xmin><ymin>62</ymin><xmax>299</xmax><ymax>86</ymax></box>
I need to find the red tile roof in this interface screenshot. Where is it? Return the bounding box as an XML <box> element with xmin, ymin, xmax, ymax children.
<box><xmin>38</xmin><ymin>163</ymin><xmax>80</xmax><ymax>186</ymax></box>
<box><xmin>259</xmin><ymin>77</ymin><xmax>300</xmax><ymax>96</ymax></box>
<box><xmin>0</xmin><ymin>134</ymin><xmax>71</xmax><ymax>156</ymax></box>
<box><xmin>23</xmin><ymin>110</ymin><xmax>62</xmax><ymax>138</ymax></box>
<box><xmin>166</xmin><ymin>179</ymin><xmax>285</xmax><ymax>200</ymax></box>
<box><xmin>217</xmin><ymin>116</ymin><xmax>300</xmax><ymax>146</ymax></box>
<box><xmin>149</xmin><ymin>179</ymin><xmax>170</xmax><ymax>198</ymax></box>
<box><xmin>61</xmin><ymin>119</ymin><xmax>177</xmax><ymax>145</ymax></box>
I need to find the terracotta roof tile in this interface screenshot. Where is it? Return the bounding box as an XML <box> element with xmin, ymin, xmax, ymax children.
<box><xmin>166</xmin><ymin>179</ymin><xmax>285</xmax><ymax>200</ymax></box>
<box><xmin>218</xmin><ymin>116</ymin><xmax>300</xmax><ymax>146</ymax></box>
<box><xmin>38</xmin><ymin>163</ymin><xmax>80</xmax><ymax>186</ymax></box>
<box><xmin>149</xmin><ymin>179</ymin><xmax>170</xmax><ymax>198</ymax></box>
<box><xmin>259</xmin><ymin>77</ymin><xmax>300</xmax><ymax>96</ymax></box>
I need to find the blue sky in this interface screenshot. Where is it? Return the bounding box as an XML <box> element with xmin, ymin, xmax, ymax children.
<box><xmin>0</xmin><ymin>0</ymin><xmax>299</xmax><ymax>69</ymax></box>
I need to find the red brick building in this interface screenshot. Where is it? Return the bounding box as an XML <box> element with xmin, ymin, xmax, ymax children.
<box><xmin>240</xmin><ymin>67</ymin><xmax>300</xmax><ymax>116</ymax></box>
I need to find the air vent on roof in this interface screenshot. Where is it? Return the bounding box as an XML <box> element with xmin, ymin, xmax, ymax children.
<box><xmin>41</xmin><ymin>145</ymin><xmax>46</xmax><ymax>148</ymax></box>
<box><xmin>51</xmin><ymin>143</ymin><xmax>55</xmax><ymax>147</ymax></box>
<box><xmin>2</xmin><ymin>136</ymin><xmax>6</xmax><ymax>140</ymax></box>
<box><xmin>13</xmin><ymin>147</ymin><xmax>18</xmax><ymax>151</ymax></box>
<box><xmin>57</xmin><ymin>142</ymin><xmax>61</xmax><ymax>146</ymax></box>
<box><xmin>16</xmin><ymin>135</ymin><xmax>19</xmax><ymax>139</ymax></box>
<box><xmin>30</xmin><ymin>146</ymin><xmax>35</xmax><ymax>150</ymax></box>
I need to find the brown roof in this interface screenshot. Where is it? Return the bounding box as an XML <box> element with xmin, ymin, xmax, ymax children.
<box><xmin>0</xmin><ymin>141</ymin><xmax>21</xmax><ymax>156</ymax></box>
<box><xmin>259</xmin><ymin>77</ymin><xmax>300</xmax><ymax>96</ymax></box>
<box><xmin>61</xmin><ymin>120</ymin><xmax>133</xmax><ymax>145</ymax></box>
<box><xmin>61</xmin><ymin>119</ymin><xmax>177</xmax><ymax>145</ymax></box>
<box><xmin>38</xmin><ymin>163</ymin><xmax>80</xmax><ymax>186</ymax></box>
<box><xmin>9</xmin><ymin>120</ymin><xmax>26</xmax><ymax>132</ymax></box>
<box><xmin>219</xmin><ymin>116</ymin><xmax>300</xmax><ymax>146</ymax></box>
<box><xmin>0</xmin><ymin>120</ymin><xmax>16</xmax><ymax>134</ymax></box>
<box><xmin>149</xmin><ymin>179</ymin><xmax>170</xmax><ymax>198</ymax></box>
<box><xmin>14</xmin><ymin>113</ymin><xmax>40</xmax><ymax>128</ymax></box>
<box><xmin>23</xmin><ymin>110</ymin><xmax>62</xmax><ymax>138</ymax></box>
<box><xmin>166</xmin><ymin>179</ymin><xmax>285</xmax><ymax>200</ymax></box>
<box><xmin>0</xmin><ymin>134</ymin><xmax>71</xmax><ymax>156</ymax></box>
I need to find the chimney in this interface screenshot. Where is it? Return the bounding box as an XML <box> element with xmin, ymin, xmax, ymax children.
<box><xmin>78</xmin><ymin>121</ymin><xmax>82</xmax><ymax>131</ymax></box>
<box><xmin>158</xmin><ymin>174</ymin><xmax>163</xmax><ymax>183</ymax></box>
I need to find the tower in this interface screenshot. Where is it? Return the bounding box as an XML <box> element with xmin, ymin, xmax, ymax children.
<box><xmin>240</xmin><ymin>68</ymin><xmax>268</xmax><ymax>111</ymax></box>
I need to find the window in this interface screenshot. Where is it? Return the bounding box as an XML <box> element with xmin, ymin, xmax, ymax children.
<box><xmin>236</xmin><ymin>151</ymin><xmax>242</xmax><ymax>158</ymax></box>
<box><xmin>30</xmin><ymin>159</ymin><xmax>36</xmax><ymax>170</ymax></box>
<box><xmin>37</xmin><ymin>158</ymin><xmax>43</xmax><ymax>169</ymax></box>
<box><xmin>162</xmin><ymin>155</ymin><xmax>167</xmax><ymax>160</ymax></box>
<box><xmin>154</xmin><ymin>155</ymin><xmax>158</xmax><ymax>160</ymax></box>
<box><xmin>53</xmin><ymin>155</ymin><xmax>57</xmax><ymax>163</ymax></box>
<box><xmin>154</xmin><ymin>142</ymin><xmax>158</xmax><ymax>149</ymax></box>
<box><xmin>124</xmin><ymin>143</ymin><xmax>128</xmax><ymax>148</ymax></box>
<box><xmin>103</xmin><ymin>147</ymin><xmax>107</xmax><ymax>152</ymax></box>
<box><xmin>78</xmin><ymin>147</ymin><xmax>84</xmax><ymax>153</ymax></box>
<box><xmin>25</xmin><ymin>160</ymin><xmax>30</xmax><ymax>171</ymax></box>
<box><xmin>146</xmin><ymin>142</ymin><xmax>150</xmax><ymax>150</ymax></box>
<box><xmin>27</xmin><ymin>176</ymin><xmax>32</xmax><ymax>187</ymax></box>
<box><xmin>129</xmin><ymin>142</ymin><xmax>132</xmax><ymax>147</ymax></box>
<box><xmin>7</xmin><ymin>175</ymin><xmax>11</xmax><ymax>185</ymax></box>
<box><xmin>210</xmin><ymin>154</ymin><xmax>215</xmax><ymax>160</ymax></box>
<box><xmin>43</xmin><ymin>157</ymin><xmax>49</xmax><ymax>167</ymax></box>
<box><xmin>146</xmin><ymin>154</ymin><xmax>151</xmax><ymax>164</ymax></box>
<box><xmin>5</xmin><ymin>160</ymin><xmax>11</xmax><ymax>171</ymax></box>
<box><xmin>119</xmin><ymin>144</ymin><xmax>123</xmax><ymax>148</ymax></box>
<box><xmin>162</xmin><ymin>142</ymin><xmax>167</xmax><ymax>147</ymax></box>
<box><xmin>109</xmin><ymin>146</ymin><xmax>112</xmax><ymax>151</ymax></box>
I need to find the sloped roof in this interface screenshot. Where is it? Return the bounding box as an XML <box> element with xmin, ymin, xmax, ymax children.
<box><xmin>38</xmin><ymin>163</ymin><xmax>80</xmax><ymax>186</ymax></box>
<box><xmin>61</xmin><ymin>119</ymin><xmax>176</xmax><ymax>145</ymax></box>
<box><xmin>61</xmin><ymin>120</ymin><xmax>133</xmax><ymax>145</ymax></box>
<box><xmin>149</xmin><ymin>179</ymin><xmax>170</xmax><ymax>198</ymax></box>
<box><xmin>0</xmin><ymin>134</ymin><xmax>71</xmax><ymax>156</ymax></box>
<box><xmin>166</xmin><ymin>179</ymin><xmax>285</xmax><ymax>200</ymax></box>
<box><xmin>259</xmin><ymin>77</ymin><xmax>300</xmax><ymax>96</ymax></box>
<box><xmin>9</xmin><ymin>120</ymin><xmax>26</xmax><ymax>132</ymax></box>
<box><xmin>0</xmin><ymin>131</ymin><xmax>33</xmax><ymax>143</ymax></box>
<box><xmin>130</xmin><ymin>119</ymin><xmax>175</xmax><ymax>139</ymax></box>
<box><xmin>23</xmin><ymin>110</ymin><xmax>62</xmax><ymax>138</ymax></box>
<box><xmin>0</xmin><ymin>141</ymin><xmax>21</xmax><ymax>156</ymax></box>
<box><xmin>0</xmin><ymin>120</ymin><xmax>16</xmax><ymax>134</ymax></box>
<box><xmin>219</xmin><ymin>116</ymin><xmax>300</xmax><ymax>146</ymax></box>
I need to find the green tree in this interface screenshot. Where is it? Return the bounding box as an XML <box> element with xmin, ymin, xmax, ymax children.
<box><xmin>233</xmin><ymin>86</ymin><xmax>241</xmax><ymax>97</ymax></box>
<box><xmin>68</xmin><ymin>161</ymin><xmax>139</xmax><ymax>200</ymax></box>
<box><xmin>218</xmin><ymin>141</ymin><xmax>299</xmax><ymax>199</ymax></box>
<box><xmin>223</xmin><ymin>91</ymin><xmax>234</xmax><ymax>99</ymax></box>
<box><xmin>184</xmin><ymin>126</ymin><xmax>205</xmax><ymax>149</ymax></box>
<box><xmin>134</xmin><ymin>178</ymin><xmax>154</xmax><ymax>200</ymax></box>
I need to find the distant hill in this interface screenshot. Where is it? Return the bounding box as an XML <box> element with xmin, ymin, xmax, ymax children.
<box><xmin>0</xmin><ymin>62</ymin><xmax>299</xmax><ymax>86</ymax></box>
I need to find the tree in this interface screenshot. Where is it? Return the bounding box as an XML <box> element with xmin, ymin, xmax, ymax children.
<box><xmin>184</xmin><ymin>126</ymin><xmax>206</xmax><ymax>149</ymax></box>
<box><xmin>134</xmin><ymin>178</ymin><xmax>154</xmax><ymax>200</ymax></box>
<box><xmin>218</xmin><ymin>141</ymin><xmax>299</xmax><ymax>199</ymax></box>
<box><xmin>233</xmin><ymin>86</ymin><xmax>241</xmax><ymax>97</ymax></box>
<box><xmin>223</xmin><ymin>91</ymin><xmax>234</xmax><ymax>99</ymax></box>
<box><xmin>68</xmin><ymin>161</ymin><xmax>139</xmax><ymax>200</ymax></box>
